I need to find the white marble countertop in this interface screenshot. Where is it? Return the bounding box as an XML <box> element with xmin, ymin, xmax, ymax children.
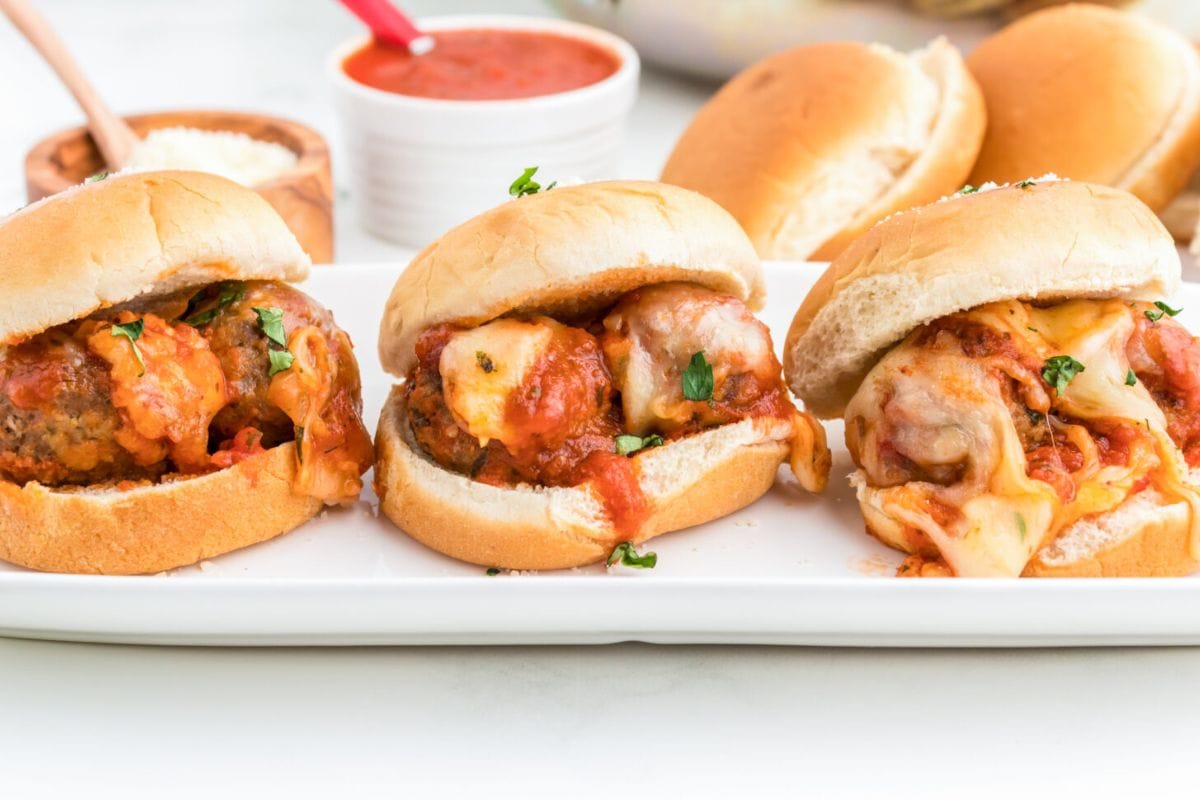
<box><xmin>2</xmin><ymin>1</ymin><xmax>1199</xmax><ymax>796</ymax></box>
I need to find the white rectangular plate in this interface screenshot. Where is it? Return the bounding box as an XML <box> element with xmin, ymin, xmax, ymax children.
<box><xmin>4</xmin><ymin>262</ymin><xmax>1200</xmax><ymax>647</ymax></box>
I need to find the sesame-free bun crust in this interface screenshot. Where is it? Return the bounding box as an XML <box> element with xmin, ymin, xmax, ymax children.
<box><xmin>378</xmin><ymin>180</ymin><xmax>763</xmax><ymax>377</ymax></box>
<box><xmin>785</xmin><ymin>180</ymin><xmax>1180</xmax><ymax>419</ymax></box>
<box><xmin>375</xmin><ymin>388</ymin><xmax>792</xmax><ymax>569</ymax></box>
<box><xmin>0</xmin><ymin>170</ymin><xmax>310</xmax><ymax>344</ymax></box>
<box><xmin>1023</xmin><ymin>491</ymin><xmax>1198</xmax><ymax>578</ymax></box>
<box><xmin>966</xmin><ymin>4</ymin><xmax>1200</xmax><ymax>213</ymax></box>
<box><xmin>0</xmin><ymin>445</ymin><xmax>321</xmax><ymax>575</ymax></box>
<box><xmin>660</xmin><ymin>37</ymin><xmax>985</xmax><ymax>262</ymax></box>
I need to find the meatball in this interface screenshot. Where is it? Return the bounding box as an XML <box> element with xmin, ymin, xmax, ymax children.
<box><xmin>190</xmin><ymin>280</ymin><xmax>339</xmax><ymax>446</ymax></box>
<box><xmin>0</xmin><ymin>330</ymin><xmax>159</xmax><ymax>485</ymax></box>
<box><xmin>406</xmin><ymin>325</ymin><xmax>490</xmax><ymax>478</ymax></box>
<box><xmin>600</xmin><ymin>283</ymin><xmax>785</xmax><ymax>435</ymax></box>
<box><xmin>405</xmin><ymin>319</ymin><xmax>622</xmax><ymax>487</ymax></box>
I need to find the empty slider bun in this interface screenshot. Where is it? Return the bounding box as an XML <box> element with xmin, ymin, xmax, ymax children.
<box><xmin>966</xmin><ymin>3</ymin><xmax>1200</xmax><ymax>213</ymax></box>
<box><xmin>660</xmin><ymin>36</ymin><xmax>986</xmax><ymax>262</ymax></box>
<box><xmin>376</xmin><ymin>181</ymin><xmax>830</xmax><ymax>570</ymax></box>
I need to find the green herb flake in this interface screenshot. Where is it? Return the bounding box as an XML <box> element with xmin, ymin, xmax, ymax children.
<box><xmin>682</xmin><ymin>350</ymin><xmax>714</xmax><ymax>402</ymax></box>
<box><xmin>253</xmin><ymin>307</ymin><xmax>289</xmax><ymax>347</ymax></box>
<box><xmin>1041</xmin><ymin>355</ymin><xmax>1085</xmax><ymax>396</ymax></box>
<box><xmin>1015</xmin><ymin>513</ymin><xmax>1027</xmax><ymax>542</ymax></box>
<box><xmin>1026</xmin><ymin>409</ymin><xmax>1045</xmax><ymax>426</ymax></box>
<box><xmin>614</xmin><ymin>433</ymin><xmax>664</xmax><ymax>457</ymax></box>
<box><xmin>295</xmin><ymin>426</ymin><xmax>305</xmax><ymax>463</ymax></box>
<box><xmin>110</xmin><ymin>319</ymin><xmax>146</xmax><ymax>376</ymax></box>
<box><xmin>1016</xmin><ymin>179</ymin><xmax>1036</xmax><ymax>189</ymax></box>
<box><xmin>958</xmin><ymin>184</ymin><xmax>979</xmax><ymax>195</ymax></box>
<box><xmin>268</xmin><ymin>348</ymin><xmax>295</xmax><ymax>376</ymax></box>
<box><xmin>85</xmin><ymin>171</ymin><xmax>109</xmax><ymax>183</ymax></box>
<box><xmin>476</xmin><ymin>351</ymin><xmax>496</xmax><ymax>373</ymax></box>
<box><xmin>486</xmin><ymin>567</ymin><xmax>501</xmax><ymax>576</ymax></box>
<box><xmin>183</xmin><ymin>281</ymin><xmax>245</xmax><ymax>327</ymax></box>
<box><xmin>508</xmin><ymin>166</ymin><xmax>552</xmax><ymax>198</ymax></box>
<box><xmin>606</xmin><ymin>542</ymin><xmax>657</xmax><ymax>569</ymax></box>
<box><xmin>1145</xmin><ymin>301</ymin><xmax>1183</xmax><ymax>323</ymax></box>
<box><xmin>1125</xmin><ymin>368</ymin><xmax>1137</xmax><ymax>387</ymax></box>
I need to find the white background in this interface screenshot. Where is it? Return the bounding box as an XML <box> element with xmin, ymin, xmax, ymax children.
<box><xmin>2</xmin><ymin>0</ymin><xmax>1200</xmax><ymax>795</ymax></box>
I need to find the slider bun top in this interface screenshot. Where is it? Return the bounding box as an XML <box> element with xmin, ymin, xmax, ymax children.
<box><xmin>378</xmin><ymin>180</ymin><xmax>763</xmax><ymax>376</ymax></box>
<box><xmin>784</xmin><ymin>180</ymin><xmax>1180</xmax><ymax>419</ymax></box>
<box><xmin>966</xmin><ymin>4</ymin><xmax>1200</xmax><ymax>212</ymax></box>
<box><xmin>0</xmin><ymin>170</ymin><xmax>310</xmax><ymax>345</ymax></box>
<box><xmin>660</xmin><ymin>37</ymin><xmax>985</xmax><ymax>262</ymax></box>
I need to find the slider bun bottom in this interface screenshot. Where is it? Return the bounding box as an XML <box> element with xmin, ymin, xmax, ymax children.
<box><xmin>1023</xmin><ymin>494</ymin><xmax>1197</xmax><ymax>578</ymax></box>
<box><xmin>374</xmin><ymin>386</ymin><xmax>792</xmax><ymax>570</ymax></box>
<box><xmin>0</xmin><ymin>444</ymin><xmax>322</xmax><ymax>575</ymax></box>
<box><xmin>859</xmin><ymin>480</ymin><xmax>1197</xmax><ymax>577</ymax></box>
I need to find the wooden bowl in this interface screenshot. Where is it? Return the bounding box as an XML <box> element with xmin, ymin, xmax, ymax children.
<box><xmin>24</xmin><ymin>110</ymin><xmax>334</xmax><ymax>263</ymax></box>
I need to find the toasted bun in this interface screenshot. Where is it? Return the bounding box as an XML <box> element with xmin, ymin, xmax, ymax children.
<box><xmin>966</xmin><ymin>4</ymin><xmax>1200</xmax><ymax>213</ymax></box>
<box><xmin>0</xmin><ymin>170</ymin><xmax>310</xmax><ymax>344</ymax></box>
<box><xmin>660</xmin><ymin>37</ymin><xmax>985</xmax><ymax>262</ymax></box>
<box><xmin>784</xmin><ymin>180</ymin><xmax>1180</xmax><ymax>418</ymax></box>
<box><xmin>1023</xmin><ymin>490</ymin><xmax>1198</xmax><ymax>578</ymax></box>
<box><xmin>378</xmin><ymin>180</ymin><xmax>762</xmax><ymax>376</ymax></box>
<box><xmin>0</xmin><ymin>445</ymin><xmax>321</xmax><ymax>575</ymax></box>
<box><xmin>374</xmin><ymin>388</ymin><xmax>792</xmax><ymax>569</ymax></box>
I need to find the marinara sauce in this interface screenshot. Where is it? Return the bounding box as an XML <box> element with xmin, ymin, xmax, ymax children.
<box><xmin>342</xmin><ymin>29</ymin><xmax>620</xmax><ymax>100</ymax></box>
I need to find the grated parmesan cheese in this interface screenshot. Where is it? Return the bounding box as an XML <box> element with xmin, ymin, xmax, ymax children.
<box><xmin>124</xmin><ymin>127</ymin><xmax>298</xmax><ymax>187</ymax></box>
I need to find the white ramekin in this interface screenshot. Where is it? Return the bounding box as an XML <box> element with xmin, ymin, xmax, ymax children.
<box><xmin>328</xmin><ymin>15</ymin><xmax>640</xmax><ymax>249</ymax></box>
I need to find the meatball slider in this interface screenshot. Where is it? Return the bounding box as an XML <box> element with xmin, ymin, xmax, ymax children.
<box><xmin>786</xmin><ymin>178</ymin><xmax>1200</xmax><ymax>578</ymax></box>
<box><xmin>376</xmin><ymin>180</ymin><xmax>830</xmax><ymax>569</ymax></box>
<box><xmin>0</xmin><ymin>171</ymin><xmax>373</xmax><ymax>574</ymax></box>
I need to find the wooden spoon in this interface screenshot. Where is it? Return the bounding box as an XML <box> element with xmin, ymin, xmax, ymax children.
<box><xmin>1</xmin><ymin>0</ymin><xmax>140</xmax><ymax>170</ymax></box>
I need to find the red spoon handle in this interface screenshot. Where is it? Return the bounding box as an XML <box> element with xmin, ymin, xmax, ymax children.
<box><xmin>339</xmin><ymin>0</ymin><xmax>425</xmax><ymax>49</ymax></box>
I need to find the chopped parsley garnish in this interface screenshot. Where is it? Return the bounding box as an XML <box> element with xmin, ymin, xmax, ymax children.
<box><xmin>253</xmin><ymin>307</ymin><xmax>288</xmax><ymax>346</ymax></box>
<box><xmin>508</xmin><ymin>166</ymin><xmax>555</xmax><ymax>198</ymax></box>
<box><xmin>1125</xmin><ymin>368</ymin><xmax>1137</xmax><ymax>387</ymax></box>
<box><xmin>606</xmin><ymin>541</ymin><xmax>657</xmax><ymax>569</ymax></box>
<box><xmin>110</xmin><ymin>319</ymin><xmax>146</xmax><ymax>376</ymax></box>
<box><xmin>85</xmin><ymin>171</ymin><xmax>109</xmax><ymax>183</ymax></box>
<box><xmin>1144</xmin><ymin>301</ymin><xmax>1183</xmax><ymax>323</ymax></box>
<box><xmin>957</xmin><ymin>184</ymin><xmax>979</xmax><ymax>195</ymax></box>
<box><xmin>486</xmin><ymin>567</ymin><xmax>501</xmax><ymax>576</ymax></box>
<box><xmin>476</xmin><ymin>351</ymin><xmax>496</xmax><ymax>373</ymax></box>
<box><xmin>183</xmin><ymin>281</ymin><xmax>245</xmax><ymax>326</ymax></box>
<box><xmin>253</xmin><ymin>306</ymin><xmax>294</xmax><ymax>376</ymax></box>
<box><xmin>268</xmin><ymin>348</ymin><xmax>295</xmax><ymax>376</ymax></box>
<box><xmin>682</xmin><ymin>350</ymin><xmax>714</xmax><ymax>402</ymax></box>
<box><xmin>1016</xmin><ymin>179</ymin><xmax>1036</xmax><ymax>189</ymax></box>
<box><xmin>614</xmin><ymin>433</ymin><xmax>664</xmax><ymax>457</ymax></box>
<box><xmin>1015</xmin><ymin>513</ymin><xmax>1027</xmax><ymax>542</ymax></box>
<box><xmin>1041</xmin><ymin>355</ymin><xmax>1085</xmax><ymax>396</ymax></box>
<box><xmin>1026</xmin><ymin>408</ymin><xmax>1045</xmax><ymax>426</ymax></box>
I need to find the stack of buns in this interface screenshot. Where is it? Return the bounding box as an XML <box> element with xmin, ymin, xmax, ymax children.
<box><xmin>662</xmin><ymin>3</ymin><xmax>1200</xmax><ymax>259</ymax></box>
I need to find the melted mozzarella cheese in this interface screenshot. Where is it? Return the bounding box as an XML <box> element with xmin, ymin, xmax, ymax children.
<box><xmin>1028</xmin><ymin>300</ymin><xmax>1200</xmax><ymax>562</ymax></box>
<box><xmin>439</xmin><ymin>318</ymin><xmax>556</xmax><ymax>446</ymax></box>
<box><xmin>602</xmin><ymin>283</ymin><xmax>776</xmax><ymax>435</ymax></box>
<box><xmin>848</xmin><ymin>338</ymin><xmax>1058</xmax><ymax>577</ymax></box>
